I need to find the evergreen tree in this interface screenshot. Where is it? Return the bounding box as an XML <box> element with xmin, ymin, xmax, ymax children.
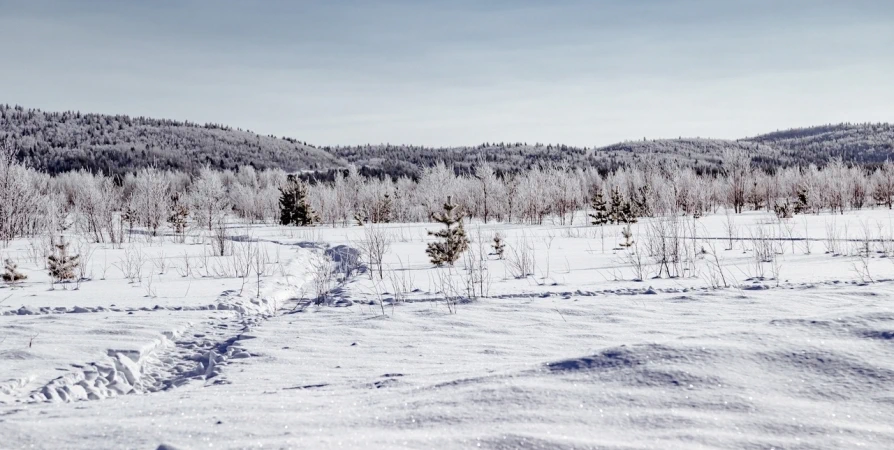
<box><xmin>632</xmin><ymin>185</ymin><xmax>652</xmax><ymax>217</ymax></box>
<box><xmin>47</xmin><ymin>236</ymin><xmax>79</xmax><ymax>288</ymax></box>
<box><xmin>491</xmin><ymin>233</ymin><xmax>506</xmax><ymax>259</ymax></box>
<box><xmin>2</xmin><ymin>258</ymin><xmax>27</xmax><ymax>284</ymax></box>
<box><xmin>588</xmin><ymin>190</ymin><xmax>610</xmax><ymax>226</ymax></box>
<box><xmin>620</xmin><ymin>224</ymin><xmax>635</xmax><ymax>248</ymax></box>
<box><xmin>607</xmin><ymin>187</ymin><xmax>637</xmax><ymax>225</ymax></box>
<box><xmin>794</xmin><ymin>185</ymin><xmax>809</xmax><ymax>213</ymax></box>
<box><xmin>619</xmin><ymin>197</ymin><xmax>638</xmax><ymax>224</ymax></box>
<box><xmin>167</xmin><ymin>192</ymin><xmax>189</xmax><ymax>235</ymax></box>
<box><xmin>376</xmin><ymin>193</ymin><xmax>393</xmax><ymax>223</ymax></box>
<box><xmin>279</xmin><ymin>175</ymin><xmax>318</xmax><ymax>226</ymax></box>
<box><xmin>426</xmin><ymin>196</ymin><xmax>470</xmax><ymax>266</ymax></box>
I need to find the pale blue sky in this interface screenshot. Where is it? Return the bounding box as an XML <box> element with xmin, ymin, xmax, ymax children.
<box><xmin>1</xmin><ymin>1</ymin><xmax>892</xmax><ymax>146</ymax></box>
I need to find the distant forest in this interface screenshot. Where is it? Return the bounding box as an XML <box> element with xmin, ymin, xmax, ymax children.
<box><xmin>2</xmin><ymin>104</ymin><xmax>893</xmax><ymax>179</ymax></box>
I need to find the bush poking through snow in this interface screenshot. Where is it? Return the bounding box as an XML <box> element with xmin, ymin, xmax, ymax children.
<box><xmin>505</xmin><ymin>235</ymin><xmax>536</xmax><ymax>279</ymax></box>
<box><xmin>774</xmin><ymin>201</ymin><xmax>794</xmax><ymax>219</ymax></box>
<box><xmin>426</xmin><ymin>196</ymin><xmax>469</xmax><ymax>266</ymax></box>
<box><xmin>309</xmin><ymin>253</ymin><xmax>336</xmax><ymax>304</ymax></box>
<box><xmin>358</xmin><ymin>225</ymin><xmax>392</xmax><ymax>280</ymax></box>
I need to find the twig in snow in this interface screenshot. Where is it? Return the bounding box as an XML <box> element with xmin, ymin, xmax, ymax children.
<box><xmin>553</xmin><ymin>301</ymin><xmax>567</xmax><ymax>322</ymax></box>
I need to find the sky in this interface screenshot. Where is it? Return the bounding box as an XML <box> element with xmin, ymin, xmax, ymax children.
<box><xmin>1</xmin><ymin>0</ymin><xmax>892</xmax><ymax>147</ymax></box>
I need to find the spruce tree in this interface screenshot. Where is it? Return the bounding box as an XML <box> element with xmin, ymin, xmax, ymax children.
<box><xmin>426</xmin><ymin>196</ymin><xmax>470</xmax><ymax>266</ymax></box>
<box><xmin>279</xmin><ymin>175</ymin><xmax>318</xmax><ymax>226</ymax></box>
<box><xmin>619</xmin><ymin>197</ymin><xmax>638</xmax><ymax>224</ymax></box>
<box><xmin>2</xmin><ymin>258</ymin><xmax>27</xmax><ymax>285</ymax></box>
<box><xmin>47</xmin><ymin>236</ymin><xmax>79</xmax><ymax>288</ymax></box>
<box><xmin>588</xmin><ymin>190</ymin><xmax>610</xmax><ymax>226</ymax></box>
<box><xmin>377</xmin><ymin>193</ymin><xmax>393</xmax><ymax>223</ymax></box>
<box><xmin>167</xmin><ymin>192</ymin><xmax>189</xmax><ymax>235</ymax></box>
<box><xmin>633</xmin><ymin>185</ymin><xmax>652</xmax><ymax>217</ymax></box>
<box><xmin>607</xmin><ymin>187</ymin><xmax>637</xmax><ymax>225</ymax></box>
<box><xmin>794</xmin><ymin>186</ymin><xmax>809</xmax><ymax>214</ymax></box>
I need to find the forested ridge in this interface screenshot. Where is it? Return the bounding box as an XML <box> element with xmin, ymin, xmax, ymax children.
<box><xmin>2</xmin><ymin>104</ymin><xmax>892</xmax><ymax>177</ymax></box>
<box><xmin>0</xmin><ymin>104</ymin><xmax>344</xmax><ymax>176</ymax></box>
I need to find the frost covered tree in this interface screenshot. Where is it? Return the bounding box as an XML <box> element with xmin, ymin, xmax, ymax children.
<box><xmin>548</xmin><ymin>165</ymin><xmax>585</xmax><ymax>225</ymax></box>
<box><xmin>872</xmin><ymin>160</ymin><xmax>894</xmax><ymax>208</ymax></box>
<box><xmin>0</xmin><ymin>140</ymin><xmax>41</xmax><ymax>243</ymax></box>
<box><xmin>473</xmin><ymin>161</ymin><xmax>500</xmax><ymax>223</ymax></box>
<box><xmin>127</xmin><ymin>168</ymin><xmax>170</xmax><ymax>236</ymax></box>
<box><xmin>426</xmin><ymin>196</ymin><xmax>469</xmax><ymax>266</ymax></box>
<box><xmin>724</xmin><ymin>150</ymin><xmax>751</xmax><ymax>214</ymax></box>
<box><xmin>190</xmin><ymin>167</ymin><xmax>231</xmax><ymax>230</ymax></box>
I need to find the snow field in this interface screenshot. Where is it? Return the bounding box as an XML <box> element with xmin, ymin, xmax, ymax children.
<box><xmin>1</xmin><ymin>209</ymin><xmax>894</xmax><ymax>448</ymax></box>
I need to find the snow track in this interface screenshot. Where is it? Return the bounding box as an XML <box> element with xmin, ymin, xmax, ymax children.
<box><xmin>0</xmin><ymin>243</ymin><xmax>316</xmax><ymax>405</ymax></box>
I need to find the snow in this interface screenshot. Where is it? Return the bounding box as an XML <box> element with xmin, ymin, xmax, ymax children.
<box><xmin>2</xmin><ymin>210</ymin><xmax>894</xmax><ymax>449</ymax></box>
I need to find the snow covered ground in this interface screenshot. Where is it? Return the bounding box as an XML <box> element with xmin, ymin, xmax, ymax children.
<box><xmin>2</xmin><ymin>210</ymin><xmax>894</xmax><ymax>449</ymax></box>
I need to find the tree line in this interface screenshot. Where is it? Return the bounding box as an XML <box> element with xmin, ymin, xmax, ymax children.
<box><xmin>5</xmin><ymin>133</ymin><xmax>894</xmax><ymax>248</ymax></box>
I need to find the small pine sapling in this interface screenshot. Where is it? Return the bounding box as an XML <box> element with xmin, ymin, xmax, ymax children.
<box><xmin>48</xmin><ymin>236</ymin><xmax>80</xmax><ymax>288</ymax></box>
<box><xmin>2</xmin><ymin>259</ymin><xmax>27</xmax><ymax>285</ymax></box>
<box><xmin>620</xmin><ymin>224</ymin><xmax>635</xmax><ymax>248</ymax></box>
<box><xmin>491</xmin><ymin>233</ymin><xmax>506</xmax><ymax>259</ymax></box>
<box><xmin>426</xmin><ymin>196</ymin><xmax>470</xmax><ymax>266</ymax></box>
<box><xmin>774</xmin><ymin>200</ymin><xmax>794</xmax><ymax>219</ymax></box>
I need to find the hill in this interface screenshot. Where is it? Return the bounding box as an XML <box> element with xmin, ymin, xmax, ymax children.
<box><xmin>0</xmin><ymin>104</ymin><xmax>346</xmax><ymax>176</ymax></box>
<box><xmin>744</xmin><ymin>123</ymin><xmax>894</xmax><ymax>166</ymax></box>
<box><xmin>3</xmin><ymin>104</ymin><xmax>892</xmax><ymax>177</ymax></box>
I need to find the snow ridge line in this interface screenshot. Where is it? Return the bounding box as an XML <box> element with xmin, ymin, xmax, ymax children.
<box><xmin>349</xmin><ymin>277</ymin><xmax>891</xmax><ymax>306</ymax></box>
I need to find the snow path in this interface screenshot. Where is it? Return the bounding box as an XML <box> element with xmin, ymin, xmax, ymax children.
<box><xmin>0</xmin><ymin>242</ymin><xmax>317</xmax><ymax>405</ymax></box>
<box><xmin>2</xmin><ymin>281</ymin><xmax>892</xmax><ymax>449</ymax></box>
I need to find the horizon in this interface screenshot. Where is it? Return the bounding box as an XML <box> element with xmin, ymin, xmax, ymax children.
<box><xmin>1</xmin><ymin>1</ymin><xmax>892</xmax><ymax>147</ymax></box>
